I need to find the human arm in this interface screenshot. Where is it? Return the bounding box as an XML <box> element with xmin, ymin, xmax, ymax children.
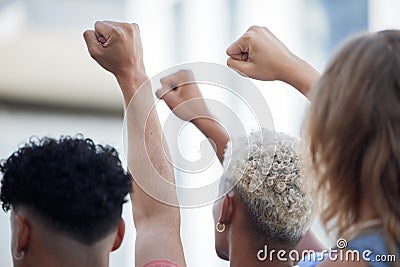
<box><xmin>155</xmin><ymin>70</ymin><xmax>229</xmax><ymax>163</ymax></box>
<box><xmin>226</xmin><ymin>26</ymin><xmax>320</xmax><ymax>99</ymax></box>
<box><xmin>83</xmin><ymin>21</ymin><xmax>186</xmax><ymax>266</ymax></box>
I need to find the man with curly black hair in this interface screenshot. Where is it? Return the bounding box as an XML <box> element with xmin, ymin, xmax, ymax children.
<box><xmin>0</xmin><ymin>136</ymin><xmax>132</xmax><ymax>266</ymax></box>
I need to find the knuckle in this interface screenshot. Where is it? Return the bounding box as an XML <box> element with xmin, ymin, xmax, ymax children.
<box><xmin>131</xmin><ymin>23</ymin><xmax>139</xmax><ymax>31</ymax></box>
<box><xmin>180</xmin><ymin>69</ymin><xmax>192</xmax><ymax>75</ymax></box>
<box><xmin>128</xmin><ymin>23</ymin><xmax>140</xmax><ymax>34</ymax></box>
<box><xmin>113</xmin><ymin>27</ymin><xmax>125</xmax><ymax>38</ymax></box>
<box><xmin>160</xmin><ymin>77</ymin><xmax>168</xmax><ymax>84</ymax></box>
<box><xmin>178</xmin><ymin>69</ymin><xmax>194</xmax><ymax>78</ymax></box>
<box><xmin>122</xmin><ymin>23</ymin><xmax>134</xmax><ymax>33</ymax></box>
<box><xmin>248</xmin><ymin>25</ymin><xmax>259</xmax><ymax>31</ymax></box>
<box><xmin>83</xmin><ymin>30</ymin><xmax>90</xmax><ymax>38</ymax></box>
<box><xmin>248</xmin><ymin>25</ymin><xmax>263</xmax><ymax>34</ymax></box>
<box><xmin>261</xmin><ymin>26</ymin><xmax>271</xmax><ymax>34</ymax></box>
<box><xmin>94</xmin><ymin>21</ymin><xmax>102</xmax><ymax>29</ymax></box>
<box><xmin>242</xmin><ymin>33</ymin><xmax>253</xmax><ymax>42</ymax></box>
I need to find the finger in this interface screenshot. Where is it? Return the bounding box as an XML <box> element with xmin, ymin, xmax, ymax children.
<box><xmin>227</xmin><ymin>57</ymin><xmax>251</xmax><ymax>76</ymax></box>
<box><xmin>97</xmin><ymin>36</ymin><xmax>107</xmax><ymax>45</ymax></box>
<box><xmin>155</xmin><ymin>88</ymin><xmax>179</xmax><ymax>108</ymax></box>
<box><xmin>226</xmin><ymin>36</ymin><xmax>249</xmax><ymax>57</ymax></box>
<box><xmin>83</xmin><ymin>30</ymin><xmax>101</xmax><ymax>57</ymax></box>
<box><xmin>104</xmin><ymin>21</ymin><xmax>140</xmax><ymax>34</ymax></box>
<box><xmin>94</xmin><ymin>21</ymin><xmax>114</xmax><ymax>42</ymax></box>
<box><xmin>159</xmin><ymin>76</ymin><xmax>174</xmax><ymax>89</ymax></box>
<box><xmin>155</xmin><ymin>87</ymin><xmax>167</xmax><ymax>99</ymax></box>
<box><xmin>227</xmin><ymin>52</ymin><xmax>249</xmax><ymax>61</ymax></box>
<box><xmin>155</xmin><ymin>85</ymin><xmax>176</xmax><ymax>99</ymax></box>
<box><xmin>160</xmin><ymin>70</ymin><xmax>195</xmax><ymax>91</ymax></box>
<box><xmin>103</xmin><ymin>20</ymin><xmax>123</xmax><ymax>27</ymax></box>
<box><xmin>227</xmin><ymin>53</ymin><xmax>242</xmax><ymax>60</ymax></box>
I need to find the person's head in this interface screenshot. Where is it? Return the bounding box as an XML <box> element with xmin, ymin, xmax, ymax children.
<box><xmin>213</xmin><ymin>129</ymin><xmax>313</xmax><ymax>260</ymax></box>
<box><xmin>0</xmin><ymin>135</ymin><xmax>132</xmax><ymax>266</ymax></box>
<box><xmin>305</xmin><ymin>30</ymin><xmax>400</xmax><ymax>245</ymax></box>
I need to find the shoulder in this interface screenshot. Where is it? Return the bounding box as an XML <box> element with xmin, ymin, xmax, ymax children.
<box><xmin>297</xmin><ymin>250</ymin><xmax>369</xmax><ymax>267</ymax></box>
<box><xmin>143</xmin><ymin>259</ymin><xmax>183</xmax><ymax>267</ymax></box>
<box><xmin>317</xmin><ymin>258</ymin><xmax>368</xmax><ymax>267</ymax></box>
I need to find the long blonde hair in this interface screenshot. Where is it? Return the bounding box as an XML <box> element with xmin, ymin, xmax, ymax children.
<box><xmin>305</xmin><ymin>31</ymin><xmax>400</xmax><ymax>248</ymax></box>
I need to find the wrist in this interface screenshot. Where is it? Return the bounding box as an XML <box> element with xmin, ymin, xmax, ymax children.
<box><xmin>192</xmin><ymin>116</ymin><xmax>223</xmax><ymax>137</ymax></box>
<box><xmin>282</xmin><ymin>56</ymin><xmax>320</xmax><ymax>96</ymax></box>
<box><xmin>115</xmin><ymin>71</ymin><xmax>148</xmax><ymax>106</ymax></box>
<box><xmin>191</xmin><ymin>112</ymin><xmax>214</xmax><ymax>125</ymax></box>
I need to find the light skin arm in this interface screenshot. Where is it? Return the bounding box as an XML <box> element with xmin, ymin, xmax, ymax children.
<box><xmin>191</xmin><ymin>117</ymin><xmax>228</xmax><ymax>163</ymax></box>
<box><xmin>226</xmin><ymin>25</ymin><xmax>320</xmax><ymax>99</ymax></box>
<box><xmin>227</xmin><ymin>26</ymin><xmax>325</xmax><ymax>255</ymax></box>
<box><xmin>84</xmin><ymin>21</ymin><xmax>186</xmax><ymax>266</ymax></box>
<box><xmin>156</xmin><ymin>26</ymin><xmax>320</xmax><ymax>162</ymax></box>
<box><xmin>156</xmin><ymin>70</ymin><xmax>229</xmax><ymax>163</ymax></box>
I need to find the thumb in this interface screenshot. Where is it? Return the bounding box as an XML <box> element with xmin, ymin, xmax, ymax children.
<box><xmin>227</xmin><ymin>57</ymin><xmax>252</xmax><ymax>76</ymax></box>
<box><xmin>155</xmin><ymin>86</ymin><xmax>171</xmax><ymax>99</ymax></box>
<box><xmin>156</xmin><ymin>88</ymin><xmax>180</xmax><ymax>108</ymax></box>
<box><xmin>226</xmin><ymin>36</ymin><xmax>250</xmax><ymax>57</ymax></box>
<box><xmin>83</xmin><ymin>30</ymin><xmax>101</xmax><ymax>58</ymax></box>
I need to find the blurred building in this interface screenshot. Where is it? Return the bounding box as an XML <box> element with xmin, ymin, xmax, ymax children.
<box><xmin>0</xmin><ymin>0</ymin><xmax>399</xmax><ymax>266</ymax></box>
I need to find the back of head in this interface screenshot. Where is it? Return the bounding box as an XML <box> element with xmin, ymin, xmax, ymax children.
<box><xmin>0</xmin><ymin>135</ymin><xmax>132</xmax><ymax>245</ymax></box>
<box><xmin>222</xmin><ymin>129</ymin><xmax>313</xmax><ymax>249</ymax></box>
<box><xmin>305</xmin><ymin>31</ymin><xmax>400</xmax><ymax>244</ymax></box>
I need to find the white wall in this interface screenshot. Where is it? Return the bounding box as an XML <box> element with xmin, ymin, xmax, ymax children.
<box><xmin>369</xmin><ymin>0</ymin><xmax>400</xmax><ymax>31</ymax></box>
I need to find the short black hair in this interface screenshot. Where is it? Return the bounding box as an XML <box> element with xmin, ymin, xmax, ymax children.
<box><xmin>0</xmin><ymin>135</ymin><xmax>132</xmax><ymax>245</ymax></box>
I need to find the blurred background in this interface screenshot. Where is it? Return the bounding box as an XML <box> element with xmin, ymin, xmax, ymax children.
<box><xmin>0</xmin><ymin>0</ymin><xmax>399</xmax><ymax>266</ymax></box>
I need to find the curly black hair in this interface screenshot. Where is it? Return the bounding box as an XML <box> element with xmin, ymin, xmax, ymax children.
<box><xmin>0</xmin><ymin>135</ymin><xmax>132</xmax><ymax>245</ymax></box>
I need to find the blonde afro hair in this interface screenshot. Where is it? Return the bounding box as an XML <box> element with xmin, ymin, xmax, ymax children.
<box><xmin>221</xmin><ymin>129</ymin><xmax>313</xmax><ymax>246</ymax></box>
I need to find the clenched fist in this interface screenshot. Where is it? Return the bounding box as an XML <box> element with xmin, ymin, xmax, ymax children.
<box><xmin>83</xmin><ymin>21</ymin><xmax>148</xmax><ymax>104</ymax></box>
<box><xmin>83</xmin><ymin>21</ymin><xmax>145</xmax><ymax>77</ymax></box>
<box><xmin>226</xmin><ymin>26</ymin><xmax>297</xmax><ymax>81</ymax></box>
<box><xmin>156</xmin><ymin>70</ymin><xmax>211</xmax><ymax>122</ymax></box>
<box><xmin>227</xmin><ymin>26</ymin><xmax>320</xmax><ymax>96</ymax></box>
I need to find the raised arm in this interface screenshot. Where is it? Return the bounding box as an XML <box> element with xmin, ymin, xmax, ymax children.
<box><xmin>226</xmin><ymin>26</ymin><xmax>320</xmax><ymax>99</ymax></box>
<box><xmin>84</xmin><ymin>21</ymin><xmax>186</xmax><ymax>266</ymax></box>
<box><xmin>155</xmin><ymin>70</ymin><xmax>229</xmax><ymax>163</ymax></box>
<box><xmin>227</xmin><ymin>26</ymin><xmax>326</xmax><ymax>256</ymax></box>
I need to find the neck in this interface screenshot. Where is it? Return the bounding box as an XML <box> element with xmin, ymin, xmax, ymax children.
<box><xmin>358</xmin><ymin>198</ymin><xmax>380</xmax><ymax>223</ymax></box>
<box><xmin>25</xmin><ymin>228</ymin><xmax>113</xmax><ymax>267</ymax></box>
<box><xmin>228</xmin><ymin>227</ymin><xmax>292</xmax><ymax>267</ymax></box>
<box><xmin>26</xmin><ymin>249</ymin><xmax>109</xmax><ymax>267</ymax></box>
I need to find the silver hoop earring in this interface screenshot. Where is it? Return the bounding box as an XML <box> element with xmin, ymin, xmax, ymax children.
<box><xmin>216</xmin><ymin>222</ymin><xmax>226</xmax><ymax>233</ymax></box>
<box><xmin>13</xmin><ymin>249</ymin><xmax>24</xmax><ymax>261</ymax></box>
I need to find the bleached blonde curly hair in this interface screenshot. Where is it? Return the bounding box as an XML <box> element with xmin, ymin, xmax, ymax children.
<box><xmin>221</xmin><ymin>129</ymin><xmax>313</xmax><ymax>246</ymax></box>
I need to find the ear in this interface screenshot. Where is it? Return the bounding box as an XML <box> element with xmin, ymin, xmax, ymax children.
<box><xmin>15</xmin><ymin>214</ymin><xmax>30</xmax><ymax>253</ymax></box>
<box><xmin>111</xmin><ymin>218</ymin><xmax>125</xmax><ymax>252</ymax></box>
<box><xmin>218</xmin><ymin>191</ymin><xmax>235</xmax><ymax>225</ymax></box>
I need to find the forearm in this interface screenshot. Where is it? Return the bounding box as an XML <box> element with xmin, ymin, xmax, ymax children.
<box><xmin>192</xmin><ymin>116</ymin><xmax>229</xmax><ymax>164</ymax></box>
<box><xmin>115</xmin><ymin>72</ymin><xmax>148</xmax><ymax>107</ymax></box>
<box><xmin>120</xmin><ymin>74</ymin><xmax>180</xmax><ymax>226</ymax></box>
<box><xmin>282</xmin><ymin>56</ymin><xmax>321</xmax><ymax>99</ymax></box>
